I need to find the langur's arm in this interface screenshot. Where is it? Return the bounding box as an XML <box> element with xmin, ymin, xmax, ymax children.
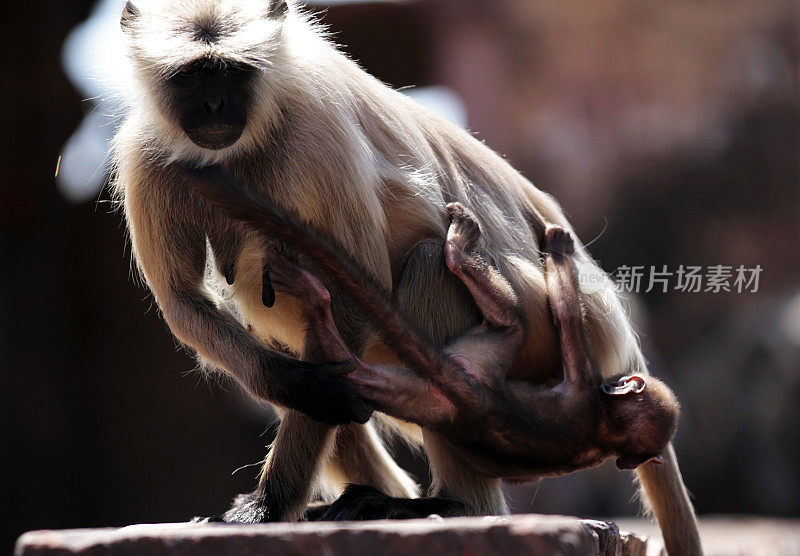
<box><xmin>542</xmin><ymin>225</ymin><xmax>600</xmax><ymax>386</ymax></box>
<box><xmin>123</xmin><ymin>166</ymin><xmax>371</xmax><ymax>425</ymax></box>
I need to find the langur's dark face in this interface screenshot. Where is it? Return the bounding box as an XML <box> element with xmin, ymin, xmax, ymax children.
<box><xmin>166</xmin><ymin>58</ymin><xmax>257</xmax><ymax>150</ymax></box>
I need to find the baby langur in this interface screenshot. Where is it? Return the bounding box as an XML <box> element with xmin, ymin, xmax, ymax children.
<box><xmin>259</xmin><ymin>202</ymin><xmax>679</xmax><ymax>482</ymax></box>
<box><xmin>184</xmin><ymin>161</ymin><xmax>679</xmax><ymax>477</ymax></box>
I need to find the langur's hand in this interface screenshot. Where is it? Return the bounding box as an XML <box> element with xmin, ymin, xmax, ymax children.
<box><xmin>290</xmin><ymin>359</ymin><xmax>374</xmax><ymax>425</ymax></box>
<box><xmin>258</xmin><ymin>247</ymin><xmax>373</xmax><ymax>424</ymax></box>
<box><xmin>261</xmin><ymin>353</ymin><xmax>374</xmax><ymax>425</ymax></box>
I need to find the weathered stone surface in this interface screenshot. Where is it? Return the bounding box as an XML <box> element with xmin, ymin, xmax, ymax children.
<box><xmin>615</xmin><ymin>516</ymin><xmax>800</xmax><ymax>556</ymax></box>
<box><xmin>15</xmin><ymin>515</ymin><xmax>648</xmax><ymax>556</ymax></box>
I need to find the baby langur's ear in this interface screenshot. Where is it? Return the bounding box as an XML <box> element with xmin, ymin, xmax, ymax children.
<box><xmin>601</xmin><ymin>374</ymin><xmax>647</xmax><ymax>396</ymax></box>
<box><xmin>616</xmin><ymin>454</ymin><xmax>664</xmax><ymax>470</ymax></box>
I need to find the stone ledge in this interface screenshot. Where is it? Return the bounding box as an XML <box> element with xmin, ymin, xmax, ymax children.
<box><xmin>615</xmin><ymin>516</ymin><xmax>800</xmax><ymax>556</ymax></box>
<box><xmin>15</xmin><ymin>515</ymin><xmax>647</xmax><ymax>556</ymax></box>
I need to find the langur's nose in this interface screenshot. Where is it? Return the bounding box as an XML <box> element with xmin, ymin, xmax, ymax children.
<box><xmin>205</xmin><ymin>97</ymin><xmax>225</xmax><ymax>114</ymax></box>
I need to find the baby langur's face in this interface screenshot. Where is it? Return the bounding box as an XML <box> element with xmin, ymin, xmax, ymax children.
<box><xmin>601</xmin><ymin>374</ymin><xmax>680</xmax><ymax>470</ymax></box>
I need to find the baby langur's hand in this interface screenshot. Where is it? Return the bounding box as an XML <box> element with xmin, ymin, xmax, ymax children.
<box><xmin>544</xmin><ymin>225</ymin><xmax>575</xmax><ymax>258</ymax></box>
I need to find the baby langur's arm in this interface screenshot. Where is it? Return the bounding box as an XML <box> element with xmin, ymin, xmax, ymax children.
<box><xmin>542</xmin><ymin>226</ymin><xmax>656</xmax><ymax>399</ymax></box>
<box><xmin>542</xmin><ymin>225</ymin><xmax>601</xmax><ymax>386</ymax></box>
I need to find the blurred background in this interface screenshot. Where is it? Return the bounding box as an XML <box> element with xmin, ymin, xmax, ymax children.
<box><xmin>1</xmin><ymin>0</ymin><xmax>798</xmax><ymax>551</ymax></box>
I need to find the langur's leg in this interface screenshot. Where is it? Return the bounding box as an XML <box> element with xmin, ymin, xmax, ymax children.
<box><xmin>319</xmin><ymin>422</ymin><xmax>419</xmax><ymax>503</ymax></box>
<box><xmin>392</xmin><ymin>239</ymin><xmax>509</xmax><ymax>518</ymax></box>
<box><xmin>264</xmin><ymin>249</ymin><xmax>423</xmax><ymax>519</ymax></box>
<box><xmin>225</xmin><ymin>248</ymin><xmax>353</xmax><ymax>522</ymax></box>
<box><xmin>423</xmin><ymin>429</ymin><xmax>508</xmax><ymax>516</ymax></box>
<box><xmin>224</xmin><ymin>409</ymin><xmax>336</xmax><ymax>523</ymax></box>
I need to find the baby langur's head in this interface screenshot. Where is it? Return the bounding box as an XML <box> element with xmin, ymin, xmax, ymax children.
<box><xmin>598</xmin><ymin>374</ymin><xmax>679</xmax><ymax>470</ymax></box>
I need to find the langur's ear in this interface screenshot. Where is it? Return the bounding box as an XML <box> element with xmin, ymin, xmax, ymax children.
<box><xmin>616</xmin><ymin>454</ymin><xmax>664</xmax><ymax>470</ymax></box>
<box><xmin>121</xmin><ymin>1</ymin><xmax>140</xmax><ymax>33</ymax></box>
<box><xmin>601</xmin><ymin>374</ymin><xmax>646</xmax><ymax>396</ymax></box>
<box><xmin>268</xmin><ymin>0</ymin><xmax>289</xmax><ymax>18</ymax></box>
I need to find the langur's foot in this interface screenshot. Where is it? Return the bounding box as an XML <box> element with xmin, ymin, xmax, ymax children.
<box><xmin>315</xmin><ymin>484</ymin><xmax>468</xmax><ymax>521</ymax></box>
<box><xmin>218</xmin><ymin>491</ymin><xmax>274</xmax><ymax>523</ymax></box>
<box><xmin>264</xmin><ymin>247</ymin><xmax>332</xmax><ymax>311</ymax></box>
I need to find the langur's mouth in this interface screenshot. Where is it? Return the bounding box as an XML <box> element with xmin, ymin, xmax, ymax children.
<box><xmin>185</xmin><ymin>125</ymin><xmax>244</xmax><ymax>150</ymax></box>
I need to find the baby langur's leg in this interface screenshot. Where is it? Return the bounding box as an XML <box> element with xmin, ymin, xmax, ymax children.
<box><xmin>264</xmin><ymin>247</ymin><xmax>354</xmax><ymax>365</ymax></box>
<box><xmin>442</xmin><ymin>203</ymin><xmax>527</xmax><ymax>382</ymax></box>
<box><xmin>543</xmin><ymin>228</ymin><xmax>651</xmax><ymax>396</ymax></box>
<box><xmin>542</xmin><ymin>225</ymin><xmax>600</xmax><ymax>386</ymax></box>
<box><xmin>444</xmin><ymin>203</ymin><xmax>525</xmax><ymax>333</ymax></box>
<box><xmin>265</xmin><ymin>249</ymin><xmax>449</xmax><ymax>426</ymax></box>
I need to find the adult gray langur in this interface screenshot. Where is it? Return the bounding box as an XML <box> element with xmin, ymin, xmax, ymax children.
<box><xmin>111</xmin><ymin>1</ymin><xmax>701</xmax><ymax>553</ymax></box>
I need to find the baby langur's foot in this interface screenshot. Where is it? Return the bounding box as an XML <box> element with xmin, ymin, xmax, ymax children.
<box><xmin>264</xmin><ymin>247</ymin><xmax>332</xmax><ymax>311</ymax></box>
<box><xmin>264</xmin><ymin>247</ymin><xmax>356</xmax><ymax>366</ymax></box>
<box><xmin>544</xmin><ymin>225</ymin><xmax>575</xmax><ymax>258</ymax></box>
<box><xmin>445</xmin><ymin>202</ymin><xmax>482</xmax><ymax>271</ymax></box>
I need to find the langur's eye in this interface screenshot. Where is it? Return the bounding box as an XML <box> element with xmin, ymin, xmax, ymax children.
<box><xmin>167</xmin><ymin>66</ymin><xmax>196</xmax><ymax>80</ymax></box>
<box><xmin>226</xmin><ymin>63</ymin><xmax>256</xmax><ymax>78</ymax></box>
<box><xmin>171</xmin><ymin>64</ymin><xmax>198</xmax><ymax>78</ymax></box>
